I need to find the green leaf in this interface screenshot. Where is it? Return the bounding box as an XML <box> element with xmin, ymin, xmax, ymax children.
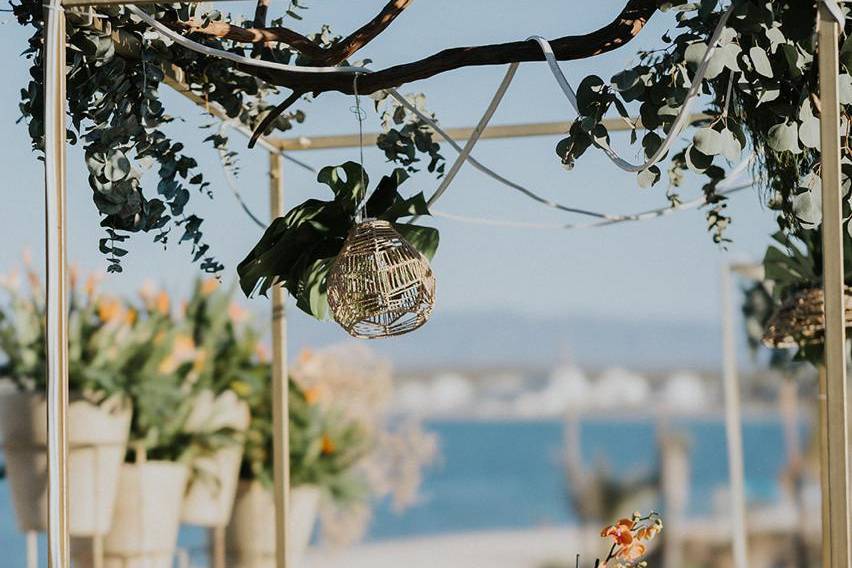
<box><xmin>575</xmin><ymin>76</ymin><xmax>606</xmax><ymax>116</ymax></box>
<box><xmin>364</xmin><ymin>169</ymin><xmax>410</xmax><ymax>218</ymax></box>
<box><xmin>642</xmin><ymin>131</ymin><xmax>663</xmax><ymax>159</ymax></box>
<box><xmin>395</xmin><ymin>224</ymin><xmax>439</xmax><ymax>261</ymax></box>
<box><xmin>685</xmin><ymin>145</ymin><xmax>713</xmax><ymax>172</ymax></box>
<box><xmin>792</xmin><ymin>174</ymin><xmax>822</xmax><ymax>228</ymax></box>
<box><xmin>637</xmin><ymin>165</ymin><xmax>661</xmax><ymax>188</ymax></box>
<box><xmin>105</xmin><ymin>152</ymin><xmax>131</xmax><ymax>182</ymax></box>
<box><xmin>767</xmin><ymin>122</ymin><xmax>801</xmax><ymax>154</ymax></box>
<box><xmin>693</xmin><ymin>127</ymin><xmax>722</xmax><ymax>155</ymax></box>
<box><xmin>798</xmin><ymin>102</ymin><xmax>820</xmax><ymax>149</ymax></box>
<box><xmin>839</xmin><ymin>74</ymin><xmax>852</xmax><ymax>105</ymax></box>
<box><xmin>749</xmin><ymin>46</ymin><xmax>774</xmax><ymax>78</ymax></box>
<box><xmin>295</xmin><ymin>258</ymin><xmax>333</xmax><ymax>320</ymax></box>
<box><xmin>719</xmin><ymin>129</ymin><xmax>742</xmax><ymax>162</ymax></box>
<box><xmin>381</xmin><ymin>192</ymin><xmax>430</xmax><ymax>221</ymax></box>
<box><xmin>316</xmin><ymin>162</ymin><xmax>369</xmax><ymax>214</ymax></box>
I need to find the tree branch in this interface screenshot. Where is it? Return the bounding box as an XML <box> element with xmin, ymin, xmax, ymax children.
<box><xmin>316</xmin><ymin>0</ymin><xmax>413</xmax><ymax>64</ymax></box>
<box><xmin>236</xmin><ymin>0</ymin><xmax>660</xmax><ymax>95</ymax></box>
<box><xmin>164</xmin><ymin>18</ymin><xmax>327</xmax><ymax>59</ymax></box>
<box><xmin>169</xmin><ymin>0</ymin><xmax>413</xmax><ymax>65</ymax></box>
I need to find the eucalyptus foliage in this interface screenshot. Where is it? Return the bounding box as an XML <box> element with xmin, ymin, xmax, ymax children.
<box><xmin>559</xmin><ymin>1</ymin><xmax>850</xmax><ymax>243</ymax></box>
<box><xmin>15</xmin><ymin>0</ymin><xmax>443</xmax><ymax>281</ymax></box>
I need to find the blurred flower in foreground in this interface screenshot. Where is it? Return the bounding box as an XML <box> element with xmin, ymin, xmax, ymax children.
<box><xmin>597</xmin><ymin>512</ymin><xmax>662</xmax><ymax>567</ymax></box>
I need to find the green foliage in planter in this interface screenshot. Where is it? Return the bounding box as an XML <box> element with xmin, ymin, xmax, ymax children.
<box><xmin>238</xmin><ymin>372</ymin><xmax>371</xmax><ymax>504</ymax></box>
<box><xmin>238</xmin><ymin>162</ymin><xmax>439</xmax><ymax>319</ymax></box>
<box><xmin>182</xmin><ymin>278</ymin><xmax>264</xmax><ymax>395</ymax></box>
<box><xmin>103</xmin><ymin>284</ymin><xmax>250</xmax><ymax>463</ymax></box>
<box><xmin>0</xmin><ymin>263</ymin><xmax>135</xmax><ymax>402</ymax></box>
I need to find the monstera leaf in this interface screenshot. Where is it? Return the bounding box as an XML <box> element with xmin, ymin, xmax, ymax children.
<box><xmin>237</xmin><ymin>162</ymin><xmax>439</xmax><ymax>319</ymax></box>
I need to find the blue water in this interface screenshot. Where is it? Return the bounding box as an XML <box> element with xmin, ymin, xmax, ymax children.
<box><xmin>0</xmin><ymin>417</ymin><xmax>805</xmax><ymax>565</ymax></box>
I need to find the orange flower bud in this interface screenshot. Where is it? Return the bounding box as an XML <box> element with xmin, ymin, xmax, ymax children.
<box><xmin>321</xmin><ymin>433</ymin><xmax>336</xmax><ymax>455</ymax></box>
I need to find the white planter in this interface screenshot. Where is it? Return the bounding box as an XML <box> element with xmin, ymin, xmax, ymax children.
<box><xmin>0</xmin><ymin>392</ymin><xmax>131</xmax><ymax>536</ymax></box>
<box><xmin>181</xmin><ymin>392</ymin><xmax>251</xmax><ymax>527</ymax></box>
<box><xmin>102</xmin><ymin>461</ymin><xmax>188</xmax><ymax>568</ymax></box>
<box><xmin>226</xmin><ymin>481</ymin><xmax>321</xmax><ymax>568</ymax></box>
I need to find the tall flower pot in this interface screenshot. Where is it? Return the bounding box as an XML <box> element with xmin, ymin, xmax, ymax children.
<box><xmin>0</xmin><ymin>392</ymin><xmax>131</xmax><ymax>535</ymax></box>
<box><xmin>102</xmin><ymin>461</ymin><xmax>189</xmax><ymax>568</ymax></box>
<box><xmin>181</xmin><ymin>391</ymin><xmax>251</xmax><ymax>527</ymax></box>
<box><xmin>225</xmin><ymin>481</ymin><xmax>321</xmax><ymax>568</ymax></box>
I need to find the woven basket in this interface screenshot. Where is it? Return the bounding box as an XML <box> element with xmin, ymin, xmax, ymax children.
<box><xmin>762</xmin><ymin>286</ymin><xmax>852</xmax><ymax>348</ymax></box>
<box><xmin>327</xmin><ymin>219</ymin><xmax>436</xmax><ymax>339</ymax></box>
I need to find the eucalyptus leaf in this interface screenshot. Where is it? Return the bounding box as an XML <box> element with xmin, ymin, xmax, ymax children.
<box><xmin>693</xmin><ymin>127</ymin><xmax>722</xmax><ymax>155</ymax></box>
<box><xmin>719</xmin><ymin>129</ymin><xmax>742</xmax><ymax>162</ymax></box>
<box><xmin>767</xmin><ymin>122</ymin><xmax>801</xmax><ymax>154</ymax></box>
<box><xmin>638</xmin><ymin>165</ymin><xmax>661</xmax><ymax>188</ymax></box>
<box><xmin>749</xmin><ymin>46</ymin><xmax>774</xmax><ymax>78</ymax></box>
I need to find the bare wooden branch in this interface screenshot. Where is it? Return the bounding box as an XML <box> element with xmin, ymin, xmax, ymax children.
<box><xmin>235</xmin><ymin>0</ymin><xmax>660</xmax><ymax>95</ymax></box>
<box><xmin>253</xmin><ymin>0</ymin><xmax>270</xmax><ymax>28</ymax></box>
<box><xmin>164</xmin><ymin>18</ymin><xmax>326</xmax><ymax>58</ymax></box>
<box><xmin>167</xmin><ymin>0</ymin><xmax>413</xmax><ymax>65</ymax></box>
<box><xmin>316</xmin><ymin>0</ymin><xmax>413</xmax><ymax>64</ymax></box>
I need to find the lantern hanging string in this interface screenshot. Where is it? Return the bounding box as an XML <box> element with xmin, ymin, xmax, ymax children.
<box><xmin>351</xmin><ymin>73</ymin><xmax>369</xmax><ymax>223</ymax></box>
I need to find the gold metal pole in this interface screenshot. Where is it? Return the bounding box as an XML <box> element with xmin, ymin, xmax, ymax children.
<box><xmin>817</xmin><ymin>4</ymin><xmax>851</xmax><ymax>566</ymax></box>
<box><xmin>272</xmin><ymin>114</ymin><xmax>713</xmax><ymax>151</ymax></box>
<box><xmin>210</xmin><ymin>526</ymin><xmax>225</xmax><ymax>568</ymax></box>
<box><xmin>44</xmin><ymin>1</ymin><xmax>70</xmax><ymax>566</ymax></box>
<box><xmin>26</xmin><ymin>531</ymin><xmax>38</xmax><ymax>568</ymax></box>
<box><xmin>818</xmin><ymin>365</ymin><xmax>831</xmax><ymax>568</ymax></box>
<box><xmin>270</xmin><ymin>152</ymin><xmax>290</xmax><ymax>568</ymax></box>
<box><xmin>720</xmin><ymin>264</ymin><xmax>749</xmax><ymax>568</ymax></box>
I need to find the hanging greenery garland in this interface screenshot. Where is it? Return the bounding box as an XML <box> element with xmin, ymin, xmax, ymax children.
<box><xmin>13</xmin><ymin>0</ymin><xmax>444</xmax><ymax>275</ymax></box>
<box><xmin>15</xmin><ymin>0</ymin><xmax>852</xmax><ymax>324</ymax></box>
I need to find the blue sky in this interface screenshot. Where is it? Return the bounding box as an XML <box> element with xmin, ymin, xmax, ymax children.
<box><xmin>0</xmin><ymin>2</ymin><xmax>778</xmax><ymax>337</ymax></box>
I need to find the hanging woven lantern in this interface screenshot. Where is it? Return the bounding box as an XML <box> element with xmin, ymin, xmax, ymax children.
<box><xmin>327</xmin><ymin>219</ymin><xmax>436</xmax><ymax>339</ymax></box>
<box><xmin>762</xmin><ymin>286</ymin><xmax>852</xmax><ymax>348</ymax></box>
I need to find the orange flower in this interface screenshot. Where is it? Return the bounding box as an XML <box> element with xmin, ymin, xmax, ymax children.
<box><xmin>124</xmin><ymin>308</ymin><xmax>138</xmax><ymax>326</ymax></box>
<box><xmin>303</xmin><ymin>387</ymin><xmax>321</xmax><ymax>406</ymax></box>
<box><xmin>69</xmin><ymin>264</ymin><xmax>79</xmax><ymax>292</ymax></box>
<box><xmin>321</xmin><ymin>433</ymin><xmax>336</xmax><ymax>455</ymax></box>
<box><xmin>173</xmin><ymin>335</ymin><xmax>196</xmax><ymax>358</ymax></box>
<box><xmin>298</xmin><ymin>349</ymin><xmax>314</xmax><ymax>365</ymax></box>
<box><xmin>228</xmin><ymin>302</ymin><xmax>249</xmax><ymax>324</ymax></box>
<box><xmin>97</xmin><ymin>298</ymin><xmax>121</xmax><ymax>323</ymax></box>
<box><xmin>601</xmin><ymin>518</ymin><xmax>634</xmax><ymax>546</ymax></box>
<box><xmin>85</xmin><ymin>274</ymin><xmax>98</xmax><ymax>298</ymax></box>
<box><xmin>636</xmin><ymin>522</ymin><xmax>662</xmax><ymax>541</ymax></box>
<box><xmin>192</xmin><ymin>349</ymin><xmax>207</xmax><ymax>373</ymax></box>
<box><xmin>615</xmin><ymin>542</ymin><xmax>646</xmax><ymax>562</ymax></box>
<box><xmin>158</xmin><ymin>355</ymin><xmax>178</xmax><ymax>375</ymax></box>
<box><xmin>155</xmin><ymin>290</ymin><xmax>170</xmax><ymax>315</ymax></box>
<box><xmin>200</xmin><ymin>278</ymin><xmax>219</xmax><ymax>296</ymax></box>
<box><xmin>255</xmin><ymin>344</ymin><xmax>270</xmax><ymax>363</ymax></box>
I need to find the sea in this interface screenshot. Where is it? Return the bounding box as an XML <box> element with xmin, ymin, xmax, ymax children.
<box><xmin>0</xmin><ymin>416</ymin><xmax>805</xmax><ymax>567</ymax></box>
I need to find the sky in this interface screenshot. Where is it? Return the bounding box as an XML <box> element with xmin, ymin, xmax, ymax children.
<box><xmin>0</xmin><ymin>2</ymin><xmax>779</xmax><ymax>352</ymax></box>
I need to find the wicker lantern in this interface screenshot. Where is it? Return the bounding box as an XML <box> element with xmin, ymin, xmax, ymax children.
<box><xmin>327</xmin><ymin>219</ymin><xmax>436</xmax><ymax>339</ymax></box>
<box><xmin>762</xmin><ymin>286</ymin><xmax>852</xmax><ymax>348</ymax></box>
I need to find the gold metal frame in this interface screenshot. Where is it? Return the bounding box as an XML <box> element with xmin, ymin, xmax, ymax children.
<box><xmin>42</xmin><ymin>3</ymin><xmax>851</xmax><ymax>568</ymax></box>
<box><xmin>816</xmin><ymin>4</ymin><xmax>850</xmax><ymax>566</ymax></box>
